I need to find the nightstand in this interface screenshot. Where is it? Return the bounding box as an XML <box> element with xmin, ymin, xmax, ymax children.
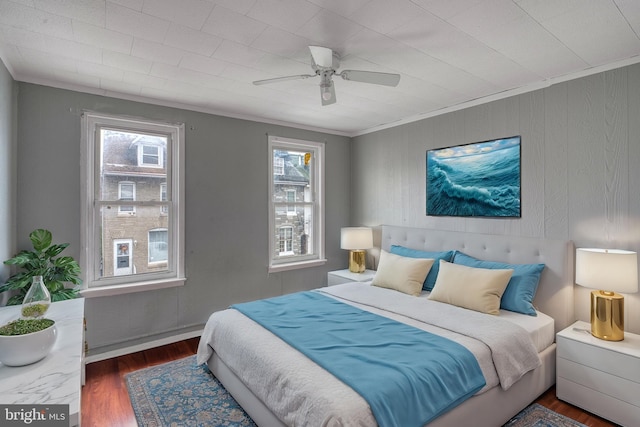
<box><xmin>327</xmin><ymin>269</ymin><xmax>376</xmax><ymax>286</ymax></box>
<box><xmin>556</xmin><ymin>320</ymin><xmax>640</xmax><ymax>426</ymax></box>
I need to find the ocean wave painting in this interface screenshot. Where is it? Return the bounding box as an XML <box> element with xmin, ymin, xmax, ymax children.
<box><xmin>427</xmin><ymin>136</ymin><xmax>521</xmax><ymax>217</ymax></box>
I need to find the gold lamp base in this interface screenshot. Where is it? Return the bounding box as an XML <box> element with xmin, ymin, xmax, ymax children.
<box><xmin>590</xmin><ymin>290</ymin><xmax>625</xmax><ymax>341</ymax></box>
<box><xmin>348</xmin><ymin>250</ymin><xmax>366</xmax><ymax>273</ymax></box>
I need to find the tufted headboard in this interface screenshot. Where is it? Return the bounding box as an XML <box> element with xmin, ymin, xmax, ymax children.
<box><xmin>380</xmin><ymin>225</ymin><xmax>575</xmax><ymax>334</ymax></box>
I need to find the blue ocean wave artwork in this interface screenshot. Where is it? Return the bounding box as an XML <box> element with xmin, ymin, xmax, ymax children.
<box><xmin>427</xmin><ymin>136</ymin><xmax>521</xmax><ymax>217</ymax></box>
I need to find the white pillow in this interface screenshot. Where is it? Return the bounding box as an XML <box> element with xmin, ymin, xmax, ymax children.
<box><xmin>428</xmin><ymin>260</ymin><xmax>513</xmax><ymax>315</ymax></box>
<box><xmin>371</xmin><ymin>250</ymin><xmax>434</xmax><ymax>296</ymax></box>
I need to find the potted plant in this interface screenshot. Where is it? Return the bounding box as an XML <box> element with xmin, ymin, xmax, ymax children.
<box><xmin>1</xmin><ymin>229</ymin><xmax>82</xmax><ymax>306</ymax></box>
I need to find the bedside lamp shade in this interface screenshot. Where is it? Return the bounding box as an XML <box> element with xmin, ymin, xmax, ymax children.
<box><xmin>576</xmin><ymin>248</ymin><xmax>638</xmax><ymax>341</ymax></box>
<box><xmin>341</xmin><ymin>227</ymin><xmax>373</xmax><ymax>273</ymax></box>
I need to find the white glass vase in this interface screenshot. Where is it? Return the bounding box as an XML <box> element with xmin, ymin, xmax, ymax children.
<box><xmin>21</xmin><ymin>275</ymin><xmax>51</xmax><ymax>318</ymax></box>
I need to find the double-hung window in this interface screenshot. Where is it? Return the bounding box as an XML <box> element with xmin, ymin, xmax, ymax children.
<box><xmin>268</xmin><ymin>135</ymin><xmax>325</xmax><ymax>272</ymax></box>
<box><xmin>81</xmin><ymin>112</ymin><xmax>185</xmax><ymax>295</ymax></box>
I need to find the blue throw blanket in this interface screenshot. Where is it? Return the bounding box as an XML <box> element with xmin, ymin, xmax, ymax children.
<box><xmin>231</xmin><ymin>291</ymin><xmax>485</xmax><ymax>427</ymax></box>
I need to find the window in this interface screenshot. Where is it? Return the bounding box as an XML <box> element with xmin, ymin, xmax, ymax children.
<box><xmin>268</xmin><ymin>135</ymin><xmax>325</xmax><ymax>271</ymax></box>
<box><xmin>278</xmin><ymin>226</ymin><xmax>294</xmax><ymax>255</ymax></box>
<box><xmin>286</xmin><ymin>189</ymin><xmax>296</xmax><ymax>214</ymax></box>
<box><xmin>148</xmin><ymin>229</ymin><xmax>168</xmax><ymax>263</ymax></box>
<box><xmin>138</xmin><ymin>143</ymin><xmax>163</xmax><ymax>167</ymax></box>
<box><xmin>273</xmin><ymin>157</ymin><xmax>284</xmax><ymax>175</ymax></box>
<box><xmin>160</xmin><ymin>183</ymin><xmax>168</xmax><ymax>215</ymax></box>
<box><xmin>118</xmin><ymin>182</ymin><xmax>136</xmax><ymax>214</ymax></box>
<box><xmin>81</xmin><ymin>112</ymin><xmax>185</xmax><ymax>294</ymax></box>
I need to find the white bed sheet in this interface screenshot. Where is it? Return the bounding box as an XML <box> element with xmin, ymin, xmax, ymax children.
<box><xmin>347</xmin><ymin>280</ymin><xmax>555</xmax><ymax>353</ymax></box>
<box><xmin>416</xmin><ymin>291</ymin><xmax>554</xmax><ymax>354</ymax></box>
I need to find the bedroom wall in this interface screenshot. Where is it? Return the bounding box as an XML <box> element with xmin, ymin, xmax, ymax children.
<box><xmin>351</xmin><ymin>63</ymin><xmax>640</xmax><ymax>335</ymax></box>
<box><xmin>15</xmin><ymin>83</ymin><xmax>351</xmax><ymax>353</ymax></box>
<box><xmin>0</xmin><ymin>58</ymin><xmax>17</xmax><ymax>303</ymax></box>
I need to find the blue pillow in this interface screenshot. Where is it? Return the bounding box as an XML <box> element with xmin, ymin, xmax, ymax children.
<box><xmin>389</xmin><ymin>245</ymin><xmax>454</xmax><ymax>291</ymax></box>
<box><xmin>452</xmin><ymin>252</ymin><xmax>545</xmax><ymax>316</ymax></box>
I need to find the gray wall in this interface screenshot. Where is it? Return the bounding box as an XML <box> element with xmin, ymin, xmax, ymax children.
<box><xmin>352</xmin><ymin>63</ymin><xmax>640</xmax><ymax>334</ymax></box>
<box><xmin>0</xmin><ymin>59</ymin><xmax>17</xmax><ymax>301</ymax></box>
<box><xmin>15</xmin><ymin>83</ymin><xmax>351</xmax><ymax>352</ymax></box>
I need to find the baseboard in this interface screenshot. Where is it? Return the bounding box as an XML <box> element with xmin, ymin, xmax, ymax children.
<box><xmin>85</xmin><ymin>325</ymin><xmax>203</xmax><ymax>364</ymax></box>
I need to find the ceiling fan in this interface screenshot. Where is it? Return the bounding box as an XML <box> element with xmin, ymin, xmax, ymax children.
<box><xmin>253</xmin><ymin>46</ymin><xmax>401</xmax><ymax>106</ymax></box>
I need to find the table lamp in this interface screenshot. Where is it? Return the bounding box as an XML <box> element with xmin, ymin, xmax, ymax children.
<box><xmin>575</xmin><ymin>248</ymin><xmax>638</xmax><ymax>341</ymax></box>
<box><xmin>340</xmin><ymin>227</ymin><xmax>373</xmax><ymax>273</ymax></box>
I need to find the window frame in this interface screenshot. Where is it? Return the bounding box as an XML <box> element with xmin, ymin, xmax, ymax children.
<box><xmin>80</xmin><ymin>112</ymin><xmax>185</xmax><ymax>297</ymax></box>
<box><xmin>268</xmin><ymin>135</ymin><xmax>325</xmax><ymax>272</ymax></box>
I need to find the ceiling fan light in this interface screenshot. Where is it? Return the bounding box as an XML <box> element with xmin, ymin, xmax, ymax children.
<box><xmin>321</xmin><ymin>86</ymin><xmax>332</xmax><ymax>101</ymax></box>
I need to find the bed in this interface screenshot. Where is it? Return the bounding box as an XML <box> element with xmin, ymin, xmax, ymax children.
<box><xmin>197</xmin><ymin>225</ymin><xmax>575</xmax><ymax>426</ymax></box>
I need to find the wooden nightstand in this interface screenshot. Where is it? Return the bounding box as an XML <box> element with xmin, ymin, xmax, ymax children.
<box><xmin>327</xmin><ymin>269</ymin><xmax>376</xmax><ymax>286</ymax></box>
<box><xmin>556</xmin><ymin>320</ymin><xmax>640</xmax><ymax>426</ymax></box>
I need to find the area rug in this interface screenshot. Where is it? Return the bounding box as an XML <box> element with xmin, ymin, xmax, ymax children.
<box><xmin>126</xmin><ymin>355</ymin><xmax>587</xmax><ymax>427</ymax></box>
<box><xmin>503</xmin><ymin>403</ymin><xmax>588</xmax><ymax>427</ymax></box>
<box><xmin>125</xmin><ymin>355</ymin><xmax>256</xmax><ymax>426</ymax></box>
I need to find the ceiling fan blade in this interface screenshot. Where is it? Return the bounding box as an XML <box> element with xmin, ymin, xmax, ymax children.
<box><xmin>339</xmin><ymin>70</ymin><xmax>400</xmax><ymax>87</ymax></box>
<box><xmin>309</xmin><ymin>46</ymin><xmax>335</xmax><ymax>69</ymax></box>
<box><xmin>253</xmin><ymin>74</ymin><xmax>316</xmax><ymax>85</ymax></box>
<box><xmin>320</xmin><ymin>80</ymin><xmax>336</xmax><ymax>106</ymax></box>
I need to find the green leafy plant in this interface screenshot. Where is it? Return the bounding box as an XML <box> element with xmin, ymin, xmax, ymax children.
<box><xmin>1</xmin><ymin>229</ymin><xmax>81</xmax><ymax>305</ymax></box>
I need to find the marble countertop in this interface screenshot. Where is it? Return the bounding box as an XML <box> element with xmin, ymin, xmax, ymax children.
<box><xmin>0</xmin><ymin>298</ymin><xmax>85</xmax><ymax>426</ymax></box>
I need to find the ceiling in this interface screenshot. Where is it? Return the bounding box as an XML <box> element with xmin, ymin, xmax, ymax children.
<box><xmin>1</xmin><ymin>0</ymin><xmax>639</xmax><ymax>136</ymax></box>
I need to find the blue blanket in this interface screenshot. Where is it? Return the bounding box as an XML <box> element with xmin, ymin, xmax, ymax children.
<box><xmin>231</xmin><ymin>291</ymin><xmax>485</xmax><ymax>427</ymax></box>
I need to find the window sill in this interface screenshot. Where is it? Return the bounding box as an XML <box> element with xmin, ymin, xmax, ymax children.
<box><xmin>80</xmin><ymin>277</ymin><xmax>186</xmax><ymax>298</ymax></box>
<box><xmin>268</xmin><ymin>258</ymin><xmax>327</xmax><ymax>273</ymax></box>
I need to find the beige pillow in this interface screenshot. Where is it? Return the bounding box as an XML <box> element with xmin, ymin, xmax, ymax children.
<box><xmin>371</xmin><ymin>250</ymin><xmax>434</xmax><ymax>296</ymax></box>
<box><xmin>428</xmin><ymin>260</ymin><xmax>513</xmax><ymax>315</ymax></box>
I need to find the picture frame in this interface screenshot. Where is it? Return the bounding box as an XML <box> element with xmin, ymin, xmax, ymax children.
<box><xmin>426</xmin><ymin>136</ymin><xmax>521</xmax><ymax>218</ymax></box>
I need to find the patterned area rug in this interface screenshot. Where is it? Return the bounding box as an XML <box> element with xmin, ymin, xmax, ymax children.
<box><xmin>125</xmin><ymin>355</ymin><xmax>255</xmax><ymax>426</ymax></box>
<box><xmin>126</xmin><ymin>355</ymin><xmax>586</xmax><ymax>427</ymax></box>
<box><xmin>504</xmin><ymin>403</ymin><xmax>588</xmax><ymax>427</ymax></box>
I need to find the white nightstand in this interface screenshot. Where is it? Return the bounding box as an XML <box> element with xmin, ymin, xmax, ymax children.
<box><xmin>327</xmin><ymin>269</ymin><xmax>376</xmax><ymax>286</ymax></box>
<box><xmin>556</xmin><ymin>320</ymin><xmax>640</xmax><ymax>426</ymax></box>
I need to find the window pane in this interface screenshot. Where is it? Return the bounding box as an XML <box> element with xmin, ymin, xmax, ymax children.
<box><xmin>100</xmin><ymin>129</ymin><xmax>167</xmax><ymax>202</ymax></box>
<box><xmin>149</xmin><ymin>229</ymin><xmax>168</xmax><ymax>263</ymax></box>
<box><xmin>99</xmin><ymin>206</ymin><xmax>171</xmax><ymax>278</ymax></box>
<box><xmin>142</xmin><ymin>145</ymin><xmax>160</xmax><ymax>165</ymax></box>
<box><xmin>272</xmin><ymin>148</ymin><xmax>313</xmax><ymax>259</ymax></box>
<box><xmin>273</xmin><ymin>204</ymin><xmax>314</xmax><ymax>259</ymax></box>
<box><xmin>272</xmin><ymin>149</ymin><xmax>310</xmax><ymax>202</ymax></box>
<box><xmin>98</xmin><ymin>129</ymin><xmax>170</xmax><ymax>277</ymax></box>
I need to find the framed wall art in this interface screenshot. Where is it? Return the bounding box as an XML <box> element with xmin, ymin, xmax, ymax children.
<box><xmin>426</xmin><ymin>135</ymin><xmax>521</xmax><ymax>218</ymax></box>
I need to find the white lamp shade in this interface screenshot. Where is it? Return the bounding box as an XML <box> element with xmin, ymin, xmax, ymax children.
<box><xmin>576</xmin><ymin>248</ymin><xmax>638</xmax><ymax>293</ymax></box>
<box><xmin>340</xmin><ymin>227</ymin><xmax>373</xmax><ymax>250</ymax></box>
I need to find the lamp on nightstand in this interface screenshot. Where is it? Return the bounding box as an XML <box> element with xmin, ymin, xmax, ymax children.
<box><xmin>340</xmin><ymin>227</ymin><xmax>373</xmax><ymax>273</ymax></box>
<box><xmin>575</xmin><ymin>248</ymin><xmax>638</xmax><ymax>341</ymax></box>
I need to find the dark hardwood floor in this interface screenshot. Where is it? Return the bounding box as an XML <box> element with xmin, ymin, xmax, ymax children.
<box><xmin>81</xmin><ymin>338</ymin><xmax>618</xmax><ymax>427</ymax></box>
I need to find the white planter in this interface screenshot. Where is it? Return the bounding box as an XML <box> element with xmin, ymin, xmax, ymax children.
<box><xmin>0</xmin><ymin>321</ymin><xmax>57</xmax><ymax>367</ymax></box>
